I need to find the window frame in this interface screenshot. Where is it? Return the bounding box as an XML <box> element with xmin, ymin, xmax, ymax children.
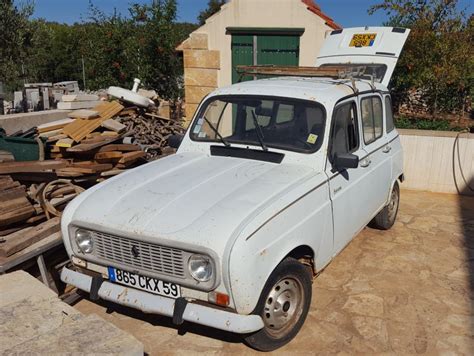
<box><xmin>189</xmin><ymin>94</ymin><xmax>328</xmax><ymax>154</ymax></box>
<box><xmin>360</xmin><ymin>95</ymin><xmax>384</xmax><ymax>145</ymax></box>
<box><xmin>328</xmin><ymin>100</ymin><xmax>360</xmax><ymax>163</ymax></box>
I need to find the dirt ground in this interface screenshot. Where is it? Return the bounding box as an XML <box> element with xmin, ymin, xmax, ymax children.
<box><xmin>74</xmin><ymin>189</ymin><xmax>474</xmax><ymax>355</ymax></box>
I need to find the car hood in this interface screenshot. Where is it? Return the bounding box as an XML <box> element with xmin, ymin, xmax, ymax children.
<box><xmin>68</xmin><ymin>151</ymin><xmax>315</xmax><ymax>257</ymax></box>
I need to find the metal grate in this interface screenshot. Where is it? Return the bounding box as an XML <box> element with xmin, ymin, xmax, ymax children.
<box><xmin>92</xmin><ymin>231</ymin><xmax>186</xmax><ymax>278</ymax></box>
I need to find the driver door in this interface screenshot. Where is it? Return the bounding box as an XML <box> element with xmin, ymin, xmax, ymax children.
<box><xmin>325</xmin><ymin>99</ymin><xmax>372</xmax><ymax>255</ymax></box>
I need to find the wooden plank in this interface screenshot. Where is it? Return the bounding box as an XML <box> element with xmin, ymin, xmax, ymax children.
<box><xmin>0</xmin><ymin>200</ymin><xmax>35</xmax><ymax>227</ymax></box>
<box><xmin>94</xmin><ymin>151</ymin><xmax>123</xmax><ymax>161</ymax></box>
<box><xmin>0</xmin><ymin>217</ymin><xmax>60</xmax><ymax>257</ymax></box>
<box><xmin>67</xmin><ymin>135</ymin><xmax>123</xmax><ymax>153</ymax></box>
<box><xmin>59</xmin><ymin>163</ymin><xmax>112</xmax><ymax>174</ymax></box>
<box><xmin>37</xmin><ymin>118</ymin><xmax>75</xmax><ymax>133</ymax></box>
<box><xmin>55</xmin><ymin>138</ymin><xmax>74</xmax><ymax>148</ymax></box>
<box><xmin>118</xmin><ymin>151</ymin><xmax>146</xmax><ymax>164</ymax></box>
<box><xmin>98</xmin><ymin>144</ymin><xmax>141</xmax><ymax>153</ymax></box>
<box><xmin>101</xmin><ymin>169</ymin><xmax>126</xmax><ymax>177</ymax></box>
<box><xmin>68</xmin><ymin>109</ymin><xmax>99</xmax><ymax>119</ymax></box>
<box><xmin>101</xmin><ymin>119</ymin><xmax>126</xmax><ymax>133</ymax></box>
<box><xmin>0</xmin><ymin>160</ymin><xmax>68</xmax><ymax>174</ymax></box>
<box><xmin>63</xmin><ymin>101</ymin><xmax>124</xmax><ymax>142</ymax></box>
<box><xmin>0</xmin><ymin>185</ymin><xmax>26</xmax><ymax>202</ymax></box>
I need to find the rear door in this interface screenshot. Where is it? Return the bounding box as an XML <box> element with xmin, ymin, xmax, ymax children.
<box><xmin>315</xmin><ymin>27</ymin><xmax>410</xmax><ymax>86</ymax></box>
<box><xmin>358</xmin><ymin>93</ymin><xmax>391</xmax><ymax>214</ymax></box>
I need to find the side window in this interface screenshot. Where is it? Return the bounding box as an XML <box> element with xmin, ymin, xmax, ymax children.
<box><xmin>330</xmin><ymin>102</ymin><xmax>359</xmax><ymax>160</ymax></box>
<box><xmin>361</xmin><ymin>96</ymin><xmax>383</xmax><ymax>144</ymax></box>
<box><xmin>385</xmin><ymin>96</ymin><xmax>395</xmax><ymax>133</ymax></box>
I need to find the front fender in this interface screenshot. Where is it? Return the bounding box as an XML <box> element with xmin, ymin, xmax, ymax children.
<box><xmin>227</xmin><ymin>182</ymin><xmax>332</xmax><ymax>315</ymax></box>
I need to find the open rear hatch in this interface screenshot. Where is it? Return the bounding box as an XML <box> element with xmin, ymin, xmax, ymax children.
<box><xmin>316</xmin><ymin>27</ymin><xmax>410</xmax><ymax>87</ymax></box>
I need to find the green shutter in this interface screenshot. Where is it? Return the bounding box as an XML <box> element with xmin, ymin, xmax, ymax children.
<box><xmin>231</xmin><ymin>35</ymin><xmax>254</xmax><ymax>84</ymax></box>
<box><xmin>257</xmin><ymin>35</ymin><xmax>299</xmax><ymax>66</ymax></box>
<box><xmin>231</xmin><ymin>34</ymin><xmax>300</xmax><ymax>84</ymax></box>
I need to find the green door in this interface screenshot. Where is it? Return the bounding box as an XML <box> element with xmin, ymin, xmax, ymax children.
<box><xmin>231</xmin><ymin>34</ymin><xmax>300</xmax><ymax>84</ymax></box>
<box><xmin>231</xmin><ymin>35</ymin><xmax>254</xmax><ymax>84</ymax></box>
<box><xmin>257</xmin><ymin>35</ymin><xmax>299</xmax><ymax>66</ymax></box>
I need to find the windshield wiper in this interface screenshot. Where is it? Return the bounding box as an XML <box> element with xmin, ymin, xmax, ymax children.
<box><xmin>202</xmin><ymin>116</ymin><xmax>230</xmax><ymax>147</ymax></box>
<box><xmin>251</xmin><ymin>110</ymin><xmax>267</xmax><ymax>151</ymax></box>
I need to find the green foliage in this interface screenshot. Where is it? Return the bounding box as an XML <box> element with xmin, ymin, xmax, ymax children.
<box><xmin>369</xmin><ymin>0</ymin><xmax>473</xmax><ymax>115</ymax></box>
<box><xmin>395</xmin><ymin>115</ymin><xmax>463</xmax><ymax>131</ymax></box>
<box><xmin>0</xmin><ymin>0</ymin><xmax>34</xmax><ymax>91</ymax></box>
<box><xmin>197</xmin><ymin>0</ymin><xmax>226</xmax><ymax>25</ymax></box>
<box><xmin>1</xmin><ymin>0</ymin><xmax>196</xmax><ymax>101</ymax></box>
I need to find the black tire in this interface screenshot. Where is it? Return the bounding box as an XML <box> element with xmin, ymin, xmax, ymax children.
<box><xmin>370</xmin><ymin>181</ymin><xmax>400</xmax><ymax>230</ymax></box>
<box><xmin>244</xmin><ymin>257</ymin><xmax>312</xmax><ymax>352</ymax></box>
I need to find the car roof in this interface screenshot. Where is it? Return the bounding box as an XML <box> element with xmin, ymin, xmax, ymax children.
<box><xmin>208</xmin><ymin>77</ymin><xmax>388</xmax><ymax>107</ymax></box>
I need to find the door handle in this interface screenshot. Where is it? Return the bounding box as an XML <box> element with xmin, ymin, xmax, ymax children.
<box><xmin>382</xmin><ymin>145</ymin><xmax>392</xmax><ymax>153</ymax></box>
<box><xmin>360</xmin><ymin>158</ymin><xmax>371</xmax><ymax>167</ymax></box>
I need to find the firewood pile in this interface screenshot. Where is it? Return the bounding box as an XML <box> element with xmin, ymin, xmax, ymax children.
<box><xmin>0</xmin><ymin>94</ymin><xmax>185</xmax><ymax>262</ymax></box>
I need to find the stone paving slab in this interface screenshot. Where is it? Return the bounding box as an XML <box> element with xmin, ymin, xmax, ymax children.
<box><xmin>0</xmin><ymin>271</ymin><xmax>143</xmax><ymax>355</ymax></box>
<box><xmin>74</xmin><ymin>190</ymin><xmax>474</xmax><ymax>355</ymax></box>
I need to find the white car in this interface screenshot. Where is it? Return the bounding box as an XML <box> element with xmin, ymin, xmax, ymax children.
<box><xmin>61</xmin><ymin>27</ymin><xmax>409</xmax><ymax>351</ymax></box>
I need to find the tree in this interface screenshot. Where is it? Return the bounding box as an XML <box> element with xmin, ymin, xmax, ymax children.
<box><xmin>197</xmin><ymin>0</ymin><xmax>226</xmax><ymax>25</ymax></box>
<box><xmin>369</xmin><ymin>0</ymin><xmax>473</xmax><ymax>116</ymax></box>
<box><xmin>0</xmin><ymin>0</ymin><xmax>34</xmax><ymax>91</ymax></box>
<box><xmin>129</xmin><ymin>0</ymin><xmax>184</xmax><ymax>99</ymax></box>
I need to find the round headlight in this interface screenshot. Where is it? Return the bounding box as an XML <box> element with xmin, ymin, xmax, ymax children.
<box><xmin>75</xmin><ymin>229</ymin><xmax>93</xmax><ymax>254</ymax></box>
<box><xmin>188</xmin><ymin>254</ymin><xmax>213</xmax><ymax>282</ymax></box>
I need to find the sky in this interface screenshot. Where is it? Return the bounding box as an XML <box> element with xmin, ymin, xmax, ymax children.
<box><xmin>26</xmin><ymin>0</ymin><xmax>472</xmax><ymax>27</ymax></box>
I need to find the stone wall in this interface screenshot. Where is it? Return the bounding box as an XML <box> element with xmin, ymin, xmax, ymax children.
<box><xmin>180</xmin><ymin>33</ymin><xmax>220</xmax><ymax>125</ymax></box>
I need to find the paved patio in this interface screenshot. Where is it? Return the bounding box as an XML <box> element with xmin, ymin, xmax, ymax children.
<box><xmin>75</xmin><ymin>190</ymin><xmax>474</xmax><ymax>354</ymax></box>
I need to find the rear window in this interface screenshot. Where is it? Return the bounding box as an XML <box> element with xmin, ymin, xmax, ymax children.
<box><xmin>385</xmin><ymin>96</ymin><xmax>395</xmax><ymax>133</ymax></box>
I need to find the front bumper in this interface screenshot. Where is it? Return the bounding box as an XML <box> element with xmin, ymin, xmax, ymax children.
<box><xmin>61</xmin><ymin>267</ymin><xmax>264</xmax><ymax>334</ymax></box>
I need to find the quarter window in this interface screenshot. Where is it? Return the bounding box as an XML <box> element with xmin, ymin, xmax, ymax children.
<box><xmin>361</xmin><ymin>96</ymin><xmax>383</xmax><ymax>144</ymax></box>
<box><xmin>330</xmin><ymin>102</ymin><xmax>359</xmax><ymax>160</ymax></box>
<box><xmin>385</xmin><ymin>96</ymin><xmax>395</xmax><ymax>133</ymax></box>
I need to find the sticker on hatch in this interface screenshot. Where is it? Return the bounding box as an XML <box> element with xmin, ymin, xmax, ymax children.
<box><xmin>108</xmin><ymin>267</ymin><xmax>181</xmax><ymax>298</ymax></box>
<box><xmin>350</xmin><ymin>33</ymin><xmax>377</xmax><ymax>47</ymax></box>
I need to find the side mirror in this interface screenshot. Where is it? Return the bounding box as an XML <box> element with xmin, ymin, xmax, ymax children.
<box><xmin>334</xmin><ymin>152</ymin><xmax>359</xmax><ymax>169</ymax></box>
<box><xmin>168</xmin><ymin>134</ymin><xmax>183</xmax><ymax>149</ymax></box>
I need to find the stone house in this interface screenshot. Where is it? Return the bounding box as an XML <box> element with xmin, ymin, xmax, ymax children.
<box><xmin>177</xmin><ymin>0</ymin><xmax>341</xmax><ymax>122</ymax></box>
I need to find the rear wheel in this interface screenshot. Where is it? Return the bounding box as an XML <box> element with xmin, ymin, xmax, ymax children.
<box><xmin>244</xmin><ymin>258</ymin><xmax>312</xmax><ymax>352</ymax></box>
<box><xmin>371</xmin><ymin>181</ymin><xmax>400</xmax><ymax>230</ymax></box>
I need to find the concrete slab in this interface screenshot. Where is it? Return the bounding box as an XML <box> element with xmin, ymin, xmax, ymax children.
<box><xmin>0</xmin><ymin>271</ymin><xmax>143</xmax><ymax>355</ymax></box>
<box><xmin>74</xmin><ymin>190</ymin><xmax>474</xmax><ymax>354</ymax></box>
<box><xmin>0</xmin><ymin>270</ymin><xmax>56</xmax><ymax>308</ymax></box>
<box><xmin>0</xmin><ymin>110</ymin><xmax>70</xmax><ymax>135</ymax></box>
<box><xmin>3</xmin><ymin>314</ymin><xmax>143</xmax><ymax>356</ymax></box>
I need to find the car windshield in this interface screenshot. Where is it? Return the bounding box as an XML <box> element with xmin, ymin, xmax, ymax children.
<box><xmin>190</xmin><ymin>96</ymin><xmax>326</xmax><ymax>153</ymax></box>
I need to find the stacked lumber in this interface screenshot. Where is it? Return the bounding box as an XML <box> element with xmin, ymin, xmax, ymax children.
<box><xmin>0</xmin><ymin>176</ymin><xmax>35</xmax><ymax>229</ymax></box>
<box><xmin>0</xmin><ymin>88</ymin><xmax>185</xmax><ymax>259</ymax></box>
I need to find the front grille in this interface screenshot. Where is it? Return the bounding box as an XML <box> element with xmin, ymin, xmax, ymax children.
<box><xmin>92</xmin><ymin>231</ymin><xmax>186</xmax><ymax>278</ymax></box>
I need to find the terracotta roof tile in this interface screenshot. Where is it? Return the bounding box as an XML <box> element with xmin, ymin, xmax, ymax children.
<box><xmin>301</xmin><ymin>0</ymin><xmax>342</xmax><ymax>30</ymax></box>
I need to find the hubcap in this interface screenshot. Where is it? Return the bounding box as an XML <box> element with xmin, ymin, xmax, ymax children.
<box><xmin>263</xmin><ymin>277</ymin><xmax>304</xmax><ymax>338</ymax></box>
<box><xmin>388</xmin><ymin>187</ymin><xmax>399</xmax><ymax>222</ymax></box>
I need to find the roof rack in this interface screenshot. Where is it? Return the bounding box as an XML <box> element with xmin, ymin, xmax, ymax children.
<box><xmin>236</xmin><ymin>65</ymin><xmax>376</xmax><ymax>93</ymax></box>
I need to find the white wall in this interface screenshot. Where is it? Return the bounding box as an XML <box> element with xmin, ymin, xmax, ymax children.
<box><xmin>197</xmin><ymin>0</ymin><xmax>333</xmax><ymax>87</ymax></box>
<box><xmin>399</xmin><ymin>129</ymin><xmax>474</xmax><ymax>196</ymax></box>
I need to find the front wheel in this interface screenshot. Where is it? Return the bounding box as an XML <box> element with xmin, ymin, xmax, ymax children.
<box><xmin>244</xmin><ymin>257</ymin><xmax>312</xmax><ymax>351</ymax></box>
<box><xmin>370</xmin><ymin>181</ymin><xmax>400</xmax><ymax>230</ymax></box>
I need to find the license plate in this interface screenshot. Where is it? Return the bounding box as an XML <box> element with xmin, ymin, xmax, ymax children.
<box><xmin>108</xmin><ymin>267</ymin><xmax>181</xmax><ymax>298</ymax></box>
<box><xmin>350</xmin><ymin>33</ymin><xmax>377</xmax><ymax>47</ymax></box>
